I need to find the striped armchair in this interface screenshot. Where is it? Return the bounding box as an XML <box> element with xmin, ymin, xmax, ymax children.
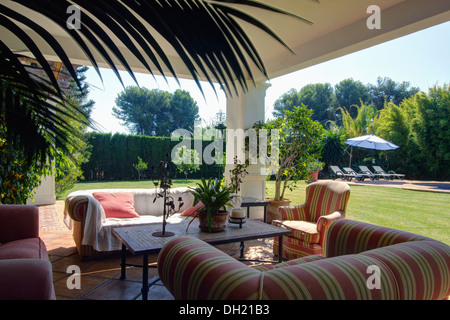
<box><xmin>157</xmin><ymin>219</ymin><xmax>450</xmax><ymax>300</ymax></box>
<box><xmin>272</xmin><ymin>180</ymin><xmax>350</xmax><ymax>260</ymax></box>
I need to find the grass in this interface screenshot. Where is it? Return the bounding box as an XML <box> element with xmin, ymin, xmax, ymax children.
<box><xmin>59</xmin><ymin>179</ymin><xmax>450</xmax><ymax>245</ymax></box>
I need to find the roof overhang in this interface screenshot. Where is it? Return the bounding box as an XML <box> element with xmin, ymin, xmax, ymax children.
<box><xmin>2</xmin><ymin>0</ymin><xmax>449</xmax><ymax>83</ymax></box>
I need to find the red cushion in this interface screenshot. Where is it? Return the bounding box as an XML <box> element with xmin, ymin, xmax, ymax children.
<box><xmin>92</xmin><ymin>192</ymin><xmax>140</xmax><ymax>218</ymax></box>
<box><xmin>181</xmin><ymin>201</ymin><xmax>203</xmax><ymax>217</ymax></box>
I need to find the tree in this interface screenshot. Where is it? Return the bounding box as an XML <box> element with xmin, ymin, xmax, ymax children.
<box><xmin>164</xmin><ymin>89</ymin><xmax>200</xmax><ymax>135</ymax></box>
<box><xmin>272</xmin><ymin>84</ymin><xmax>335</xmax><ymax>124</ymax></box>
<box><xmin>296</xmin><ymin>83</ymin><xmax>335</xmax><ymax>124</ymax></box>
<box><xmin>113</xmin><ymin>86</ymin><xmax>171</xmax><ymax>136</ymax></box>
<box><xmin>113</xmin><ymin>87</ymin><xmax>199</xmax><ymax>136</ymax></box>
<box><xmin>260</xmin><ymin>106</ymin><xmax>324</xmax><ymax>201</ymax></box>
<box><xmin>133</xmin><ymin>156</ymin><xmax>148</xmax><ymax>180</ymax></box>
<box><xmin>337</xmin><ymin>102</ymin><xmax>378</xmax><ymax>138</ymax></box>
<box><xmin>372</xmin><ymin>101</ymin><xmax>413</xmax><ymax>173</ymax></box>
<box><xmin>272</xmin><ymin>88</ymin><xmax>302</xmax><ymax>118</ymax></box>
<box><xmin>368</xmin><ymin>77</ymin><xmax>420</xmax><ymax>110</ymax></box>
<box><xmin>211</xmin><ymin>110</ymin><xmax>227</xmax><ymax>131</ymax></box>
<box><xmin>320</xmin><ymin>125</ymin><xmax>346</xmax><ymax>171</ymax></box>
<box><xmin>334</xmin><ymin>78</ymin><xmax>372</xmax><ymax>119</ymax></box>
<box><xmin>373</xmin><ymin>84</ymin><xmax>449</xmax><ymax>180</ymax></box>
<box><xmin>173</xmin><ymin>146</ymin><xmax>201</xmax><ymax>180</ymax></box>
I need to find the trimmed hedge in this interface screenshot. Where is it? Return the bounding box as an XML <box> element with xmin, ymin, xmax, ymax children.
<box><xmin>81</xmin><ymin>132</ymin><xmax>224</xmax><ymax>181</ymax></box>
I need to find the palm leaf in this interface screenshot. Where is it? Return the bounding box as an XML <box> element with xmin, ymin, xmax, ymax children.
<box><xmin>8</xmin><ymin>0</ymin><xmax>314</xmax><ymax>95</ymax></box>
<box><xmin>1</xmin><ymin>0</ymin><xmax>315</xmax><ymax>170</ymax></box>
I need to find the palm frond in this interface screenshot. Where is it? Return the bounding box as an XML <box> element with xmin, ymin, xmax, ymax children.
<box><xmin>1</xmin><ymin>0</ymin><xmax>315</xmax><ymax>168</ymax></box>
<box><xmin>8</xmin><ymin>0</ymin><xmax>313</xmax><ymax>96</ymax></box>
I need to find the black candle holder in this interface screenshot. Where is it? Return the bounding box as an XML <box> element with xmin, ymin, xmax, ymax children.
<box><xmin>228</xmin><ymin>216</ymin><xmax>246</xmax><ymax>228</ymax></box>
<box><xmin>148</xmin><ymin>153</ymin><xmax>183</xmax><ymax>237</ymax></box>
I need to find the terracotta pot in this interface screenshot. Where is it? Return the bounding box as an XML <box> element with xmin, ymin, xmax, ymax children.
<box><xmin>266</xmin><ymin>198</ymin><xmax>292</xmax><ymax>224</ymax></box>
<box><xmin>198</xmin><ymin>211</ymin><xmax>229</xmax><ymax>233</ymax></box>
<box><xmin>311</xmin><ymin>171</ymin><xmax>319</xmax><ymax>181</ymax></box>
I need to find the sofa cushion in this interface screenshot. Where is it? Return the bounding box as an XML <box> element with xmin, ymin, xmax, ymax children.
<box><xmin>0</xmin><ymin>238</ymin><xmax>48</xmax><ymax>260</ymax></box>
<box><xmin>181</xmin><ymin>201</ymin><xmax>203</xmax><ymax>216</ymax></box>
<box><xmin>93</xmin><ymin>192</ymin><xmax>140</xmax><ymax>218</ymax></box>
<box><xmin>272</xmin><ymin>220</ymin><xmax>320</xmax><ymax>243</ymax></box>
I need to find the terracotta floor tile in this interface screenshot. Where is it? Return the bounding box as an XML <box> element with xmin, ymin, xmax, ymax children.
<box><xmin>83</xmin><ymin>279</ymin><xmax>143</xmax><ymax>300</ymax></box>
<box><xmin>53</xmin><ymin>274</ymin><xmax>109</xmax><ymax>299</ymax></box>
<box><xmin>81</xmin><ymin>258</ymin><xmax>123</xmax><ymax>279</ymax></box>
<box><xmin>51</xmin><ymin>254</ymin><xmax>95</xmax><ymax>273</ymax></box>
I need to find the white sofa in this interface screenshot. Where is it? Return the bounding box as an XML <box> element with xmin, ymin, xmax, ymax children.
<box><xmin>64</xmin><ymin>187</ymin><xmax>195</xmax><ymax>259</ymax></box>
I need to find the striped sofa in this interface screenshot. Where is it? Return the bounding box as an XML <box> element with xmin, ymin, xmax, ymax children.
<box><xmin>157</xmin><ymin>219</ymin><xmax>450</xmax><ymax>300</ymax></box>
<box><xmin>273</xmin><ymin>180</ymin><xmax>351</xmax><ymax>260</ymax></box>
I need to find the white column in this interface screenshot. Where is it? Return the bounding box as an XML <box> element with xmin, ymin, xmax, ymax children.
<box><xmin>26</xmin><ymin>174</ymin><xmax>56</xmax><ymax>206</ymax></box>
<box><xmin>225</xmin><ymin>82</ymin><xmax>271</xmax><ymax>220</ymax></box>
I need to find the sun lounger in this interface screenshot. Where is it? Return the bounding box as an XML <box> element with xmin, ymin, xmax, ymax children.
<box><xmin>330</xmin><ymin>166</ymin><xmax>359</xmax><ymax>181</ymax></box>
<box><xmin>342</xmin><ymin>167</ymin><xmax>368</xmax><ymax>181</ymax></box>
<box><xmin>346</xmin><ymin>167</ymin><xmax>376</xmax><ymax>181</ymax></box>
<box><xmin>372</xmin><ymin>166</ymin><xmax>405</xmax><ymax>180</ymax></box>
<box><xmin>358</xmin><ymin>165</ymin><xmax>386</xmax><ymax>180</ymax></box>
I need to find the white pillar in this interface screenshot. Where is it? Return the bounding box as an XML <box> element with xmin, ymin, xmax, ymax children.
<box><xmin>225</xmin><ymin>82</ymin><xmax>271</xmax><ymax>220</ymax></box>
<box><xmin>26</xmin><ymin>174</ymin><xmax>56</xmax><ymax>206</ymax></box>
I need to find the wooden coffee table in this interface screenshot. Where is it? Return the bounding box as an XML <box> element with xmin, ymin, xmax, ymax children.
<box><xmin>112</xmin><ymin>218</ymin><xmax>290</xmax><ymax>300</ymax></box>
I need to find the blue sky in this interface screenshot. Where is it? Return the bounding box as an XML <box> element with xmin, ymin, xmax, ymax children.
<box><xmin>85</xmin><ymin>21</ymin><xmax>450</xmax><ymax>134</ymax></box>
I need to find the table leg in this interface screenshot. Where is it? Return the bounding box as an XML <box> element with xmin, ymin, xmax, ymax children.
<box><xmin>120</xmin><ymin>244</ymin><xmax>126</xmax><ymax>280</ymax></box>
<box><xmin>239</xmin><ymin>241</ymin><xmax>245</xmax><ymax>259</ymax></box>
<box><xmin>278</xmin><ymin>235</ymin><xmax>284</xmax><ymax>263</ymax></box>
<box><xmin>263</xmin><ymin>206</ymin><xmax>267</xmax><ymax>223</ymax></box>
<box><xmin>141</xmin><ymin>254</ymin><xmax>149</xmax><ymax>300</ymax></box>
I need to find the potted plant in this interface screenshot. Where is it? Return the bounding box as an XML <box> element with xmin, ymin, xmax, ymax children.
<box><xmin>308</xmin><ymin>160</ymin><xmax>324</xmax><ymax>181</ymax></box>
<box><xmin>254</xmin><ymin>106</ymin><xmax>324</xmax><ymax>223</ymax></box>
<box><xmin>188</xmin><ymin>177</ymin><xmax>233</xmax><ymax>232</ymax></box>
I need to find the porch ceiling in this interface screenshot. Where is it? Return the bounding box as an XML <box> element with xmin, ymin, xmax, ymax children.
<box><xmin>2</xmin><ymin>0</ymin><xmax>450</xmax><ymax>83</ymax></box>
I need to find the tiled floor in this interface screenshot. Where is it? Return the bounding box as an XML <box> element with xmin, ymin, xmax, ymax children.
<box><xmin>39</xmin><ymin>201</ymin><xmax>275</xmax><ymax>300</ymax></box>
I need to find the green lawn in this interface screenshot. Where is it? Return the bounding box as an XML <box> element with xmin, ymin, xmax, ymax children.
<box><xmin>60</xmin><ymin>179</ymin><xmax>450</xmax><ymax>245</ymax></box>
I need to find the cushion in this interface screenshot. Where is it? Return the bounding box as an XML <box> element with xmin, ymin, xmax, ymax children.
<box><xmin>181</xmin><ymin>201</ymin><xmax>203</xmax><ymax>217</ymax></box>
<box><xmin>0</xmin><ymin>238</ymin><xmax>47</xmax><ymax>260</ymax></box>
<box><xmin>272</xmin><ymin>220</ymin><xmax>320</xmax><ymax>243</ymax></box>
<box><xmin>92</xmin><ymin>192</ymin><xmax>140</xmax><ymax>218</ymax></box>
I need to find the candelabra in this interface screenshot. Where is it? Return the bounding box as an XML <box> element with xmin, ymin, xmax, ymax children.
<box><xmin>149</xmin><ymin>154</ymin><xmax>183</xmax><ymax>237</ymax></box>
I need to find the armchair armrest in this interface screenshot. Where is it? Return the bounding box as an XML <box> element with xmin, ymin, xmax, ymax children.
<box><xmin>316</xmin><ymin>211</ymin><xmax>345</xmax><ymax>247</ymax></box>
<box><xmin>0</xmin><ymin>205</ymin><xmax>39</xmax><ymax>243</ymax></box>
<box><xmin>278</xmin><ymin>203</ymin><xmax>308</xmax><ymax>220</ymax></box>
<box><xmin>0</xmin><ymin>259</ymin><xmax>55</xmax><ymax>300</ymax></box>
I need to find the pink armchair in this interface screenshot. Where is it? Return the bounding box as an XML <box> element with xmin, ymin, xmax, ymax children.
<box><xmin>272</xmin><ymin>180</ymin><xmax>351</xmax><ymax>260</ymax></box>
<box><xmin>0</xmin><ymin>205</ymin><xmax>55</xmax><ymax>300</ymax></box>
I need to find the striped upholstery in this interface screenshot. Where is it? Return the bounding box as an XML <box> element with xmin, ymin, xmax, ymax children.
<box><xmin>273</xmin><ymin>181</ymin><xmax>351</xmax><ymax>259</ymax></box>
<box><xmin>324</xmin><ymin>219</ymin><xmax>450</xmax><ymax>300</ymax></box>
<box><xmin>362</xmin><ymin>241</ymin><xmax>450</xmax><ymax>300</ymax></box>
<box><xmin>158</xmin><ymin>237</ymin><xmax>261</xmax><ymax>300</ymax></box>
<box><xmin>324</xmin><ymin>219</ymin><xmax>433</xmax><ymax>258</ymax></box>
<box><xmin>157</xmin><ymin>220</ymin><xmax>450</xmax><ymax>300</ymax></box>
<box><xmin>273</xmin><ymin>233</ymin><xmax>323</xmax><ymax>259</ymax></box>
